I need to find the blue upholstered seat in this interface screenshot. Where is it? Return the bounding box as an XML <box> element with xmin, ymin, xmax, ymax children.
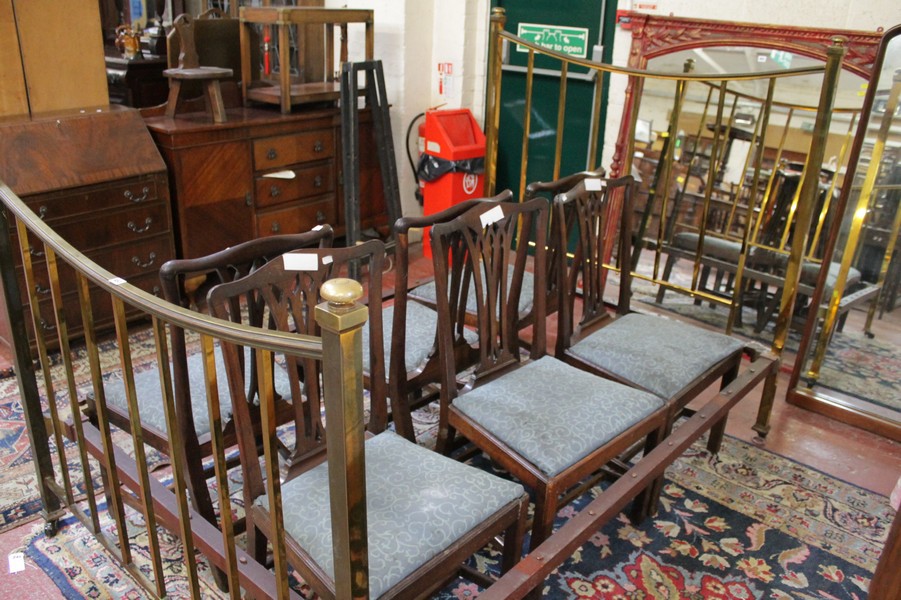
<box><xmin>567</xmin><ymin>313</ymin><xmax>745</xmax><ymax>400</ymax></box>
<box><xmin>409</xmin><ymin>267</ymin><xmax>535</xmax><ymax>319</ymax></box>
<box><xmin>263</xmin><ymin>431</ymin><xmax>525</xmax><ymax>599</ymax></box>
<box><xmin>453</xmin><ymin>355</ymin><xmax>665</xmax><ymax>477</ymax></box>
<box><xmin>104</xmin><ymin>345</ymin><xmax>290</xmax><ymax>437</ymax></box>
<box><xmin>361</xmin><ymin>301</ymin><xmax>478</xmax><ymax>374</ymax></box>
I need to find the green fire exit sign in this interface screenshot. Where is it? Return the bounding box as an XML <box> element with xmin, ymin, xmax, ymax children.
<box><xmin>516</xmin><ymin>23</ymin><xmax>589</xmax><ymax>59</ymax></box>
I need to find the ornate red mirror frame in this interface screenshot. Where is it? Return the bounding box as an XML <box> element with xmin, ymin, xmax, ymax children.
<box><xmin>610</xmin><ymin>12</ymin><xmax>883</xmax><ymax>177</ymax></box>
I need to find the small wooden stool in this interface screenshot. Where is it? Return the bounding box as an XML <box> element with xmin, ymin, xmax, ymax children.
<box><xmin>164</xmin><ymin>14</ymin><xmax>234</xmax><ymax>123</ymax></box>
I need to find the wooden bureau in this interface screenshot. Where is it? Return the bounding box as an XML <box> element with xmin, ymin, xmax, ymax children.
<box><xmin>0</xmin><ymin>107</ymin><xmax>176</xmax><ymax>351</ymax></box>
<box><xmin>143</xmin><ymin>106</ymin><xmax>386</xmax><ymax>259</ymax></box>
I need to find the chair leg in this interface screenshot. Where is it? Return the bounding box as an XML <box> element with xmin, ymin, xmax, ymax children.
<box><xmin>694</xmin><ymin>265</ymin><xmax>712</xmax><ymax>306</ymax></box>
<box><xmin>631</xmin><ymin>422</ymin><xmax>667</xmax><ymax>521</ymax></box>
<box><xmin>656</xmin><ymin>254</ymin><xmax>678</xmax><ymax>303</ymax></box>
<box><xmin>528</xmin><ymin>486</ymin><xmax>558</xmax><ymax>552</ymax></box>
<box><xmin>500</xmin><ymin>497</ymin><xmax>529</xmax><ymax>573</ymax></box>
<box><xmin>389</xmin><ymin>392</ymin><xmax>415</xmax><ymax>442</ymax></box>
<box><xmin>707</xmin><ymin>361</ymin><xmax>740</xmax><ymax>454</ymax></box>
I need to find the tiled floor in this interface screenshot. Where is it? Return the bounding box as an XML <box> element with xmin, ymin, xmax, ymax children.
<box><xmin>0</xmin><ymin>245</ymin><xmax>898</xmax><ymax>598</ymax></box>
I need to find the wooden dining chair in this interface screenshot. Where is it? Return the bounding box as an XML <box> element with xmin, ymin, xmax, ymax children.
<box><xmin>206</xmin><ymin>240</ymin><xmax>529</xmax><ymax>598</ymax></box>
<box><xmin>553</xmin><ymin>176</ymin><xmax>759</xmax><ymax>469</ymax></box>
<box><xmin>372</xmin><ymin>193</ymin><xmax>511</xmax><ymax>442</ymax></box>
<box><xmin>429</xmin><ymin>197</ymin><xmax>668</xmax><ymax>550</ymax></box>
<box><xmin>97</xmin><ymin>227</ymin><xmax>334</xmax><ymax>530</ymax></box>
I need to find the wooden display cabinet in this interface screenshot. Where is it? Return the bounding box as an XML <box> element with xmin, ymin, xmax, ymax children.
<box><xmin>143</xmin><ymin>106</ymin><xmax>386</xmax><ymax>259</ymax></box>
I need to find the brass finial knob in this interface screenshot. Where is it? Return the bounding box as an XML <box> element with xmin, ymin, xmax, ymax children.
<box><xmin>321</xmin><ymin>278</ymin><xmax>363</xmax><ymax>310</ymax></box>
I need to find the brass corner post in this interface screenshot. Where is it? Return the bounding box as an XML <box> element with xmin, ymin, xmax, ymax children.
<box><xmin>771</xmin><ymin>37</ymin><xmax>846</xmax><ymax>356</ymax></box>
<box><xmin>315</xmin><ymin>278</ymin><xmax>370</xmax><ymax>600</ymax></box>
<box><xmin>484</xmin><ymin>6</ymin><xmax>507</xmax><ymax>196</ymax></box>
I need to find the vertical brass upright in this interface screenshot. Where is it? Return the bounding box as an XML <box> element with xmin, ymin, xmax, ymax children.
<box><xmin>484</xmin><ymin>7</ymin><xmax>507</xmax><ymax>196</ymax></box>
<box><xmin>771</xmin><ymin>38</ymin><xmax>845</xmax><ymax>356</ymax></box>
<box><xmin>315</xmin><ymin>278</ymin><xmax>370</xmax><ymax>600</ymax></box>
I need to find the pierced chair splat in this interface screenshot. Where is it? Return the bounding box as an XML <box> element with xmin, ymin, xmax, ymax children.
<box><xmin>374</xmin><ymin>193</ymin><xmax>512</xmax><ymax>442</ymax></box>
<box><xmin>96</xmin><ymin>227</ymin><xmax>334</xmax><ymax>533</ymax></box>
<box><xmin>430</xmin><ymin>197</ymin><xmax>668</xmax><ymax>551</ymax></box>
<box><xmin>206</xmin><ymin>240</ymin><xmax>529</xmax><ymax>599</ymax></box>
<box><xmin>554</xmin><ymin>176</ymin><xmax>765</xmax><ymax>465</ymax></box>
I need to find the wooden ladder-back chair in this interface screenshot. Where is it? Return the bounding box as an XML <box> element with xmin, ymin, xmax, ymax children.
<box><xmin>430</xmin><ymin>197</ymin><xmax>668</xmax><ymax>550</ymax></box>
<box><xmin>554</xmin><ymin>176</ymin><xmax>760</xmax><ymax>472</ymax></box>
<box><xmin>376</xmin><ymin>193</ymin><xmax>511</xmax><ymax>442</ymax></box>
<box><xmin>206</xmin><ymin>240</ymin><xmax>529</xmax><ymax>599</ymax></box>
<box><xmin>96</xmin><ymin>228</ymin><xmax>334</xmax><ymax>532</ymax></box>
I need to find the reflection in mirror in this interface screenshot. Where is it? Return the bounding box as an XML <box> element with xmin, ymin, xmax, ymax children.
<box><xmin>629</xmin><ymin>45</ymin><xmax>869</xmax><ymax>356</ymax></box>
<box><xmin>790</xmin><ymin>25</ymin><xmax>901</xmax><ymax>441</ymax></box>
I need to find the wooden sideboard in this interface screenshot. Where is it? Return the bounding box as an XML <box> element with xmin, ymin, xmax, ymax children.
<box><xmin>0</xmin><ymin>107</ymin><xmax>176</xmax><ymax>351</ymax></box>
<box><xmin>143</xmin><ymin>106</ymin><xmax>386</xmax><ymax>259</ymax></box>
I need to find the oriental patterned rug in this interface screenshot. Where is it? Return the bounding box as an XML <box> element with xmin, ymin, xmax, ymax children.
<box><xmin>23</xmin><ymin>436</ymin><xmax>893</xmax><ymax>599</ymax></box>
<box><xmin>0</xmin><ymin>327</ymin><xmax>164</xmax><ymax>533</ymax></box>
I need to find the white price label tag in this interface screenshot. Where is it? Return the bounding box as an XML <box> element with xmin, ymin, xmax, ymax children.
<box><xmin>109</xmin><ymin>277</ymin><xmax>127</xmax><ymax>285</ymax></box>
<box><xmin>283</xmin><ymin>253</ymin><xmax>318</xmax><ymax>271</ymax></box>
<box><xmin>322</xmin><ymin>255</ymin><xmax>333</xmax><ymax>265</ymax></box>
<box><xmin>426</xmin><ymin>141</ymin><xmax>441</xmax><ymax>154</ymax></box>
<box><xmin>8</xmin><ymin>551</ymin><xmax>24</xmax><ymax>574</ymax></box>
<box><xmin>480</xmin><ymin>205</ymin><xmax>505</xmax><ymax>228</ymax></box>
<box><xmin>584</xmin><ymin>178</ymin><xmax>605</xmax><ymax>191</ymax></box>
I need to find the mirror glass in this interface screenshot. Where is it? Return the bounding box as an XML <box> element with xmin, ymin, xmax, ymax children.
<box><xmin>629</xmin><ymin>45</ymin><xmax>869</xmax><ymax>358</ymax></box>
<box><xmin>792</xmin><ymin>29</ymin><xmax>901</xmax><ymax>438</ymax></box>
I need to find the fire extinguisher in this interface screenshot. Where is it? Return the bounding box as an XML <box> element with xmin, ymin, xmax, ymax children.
<box><xmin>406</xmin><ymin>112</ymin><xmax>427</xmax><ymax>205</ymax></box>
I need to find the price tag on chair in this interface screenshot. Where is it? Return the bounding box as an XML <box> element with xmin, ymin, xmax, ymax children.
<box><xmin>480</xmin><ymin>205</ymin><xmax>505</xmax><ymax>228</ymax></box>
<box><xmin>8</xmin><ymin>551</ymin><xmax>24</xmax><ymax>574</ymax></box>
<box><xmin>284</xmin><ymin>253</ymin><xmax>318</xmax><ymax>271</ymax></box>
<box><xmin>584</xmin><ymin>178</ymin><xmax>606</xmax><ymax>191</ymax></box>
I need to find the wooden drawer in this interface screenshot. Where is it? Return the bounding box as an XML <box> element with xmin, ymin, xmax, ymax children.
<box><xmin>24</xmin><ymin>270</ymin><xmax>162</xmax><ymax>345</ymax></box>
<box><xmin>253</xmin><ymin>129</ymin><xmax>335</xmax><ymax>171</ymax></box>
<box><xmin>16</xmin><ymin>234</ymin><xmax>174</xmax><ymax>304</ymax></box>
<box><xmin>47</xmin><ymin>202</ymin><xmax>171</xmax><ymax>253</ymax></box>
<box><xmin>256</xmin><ymin>198</ymin><xmax>335</xmax><ymax>237</ymax></box>
<box><xmin>22</xmin><ymin>177</ymin><xmax>161</xmax><ymax>223</ymax></box>
<box><xmin>255</xmin><ymin>161</ymin><xmax>335</xmax><ymax>209</ymax></box>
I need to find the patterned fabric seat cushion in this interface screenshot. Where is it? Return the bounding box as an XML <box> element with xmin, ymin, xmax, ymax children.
<box><xmin>261</xmin><ymin>431</ymin><xmax>525</xmax><ymax>599</ymax></box>
<box><xmin>454</xmin><ymin>355</ymin><xmax>665</xmax><ymax>477</ymax></box>
<box><xmin>104</xmin><ymin>345</ymin><xmax>290</xmax><ymax>438</ymax></box>
<box><xmin>409</xmin><ymin>266</ymin><xmax>535</xmax><ymax>319</ymax></box>
<box><xmin>361</xmin><ymin>301</ymin><xmax>478</xmax><ymax>374</ymax></box>
<box><xmin>567</xmin><ymin>313</ymin><xmax>745</xmax><ymax>400</ymax></box>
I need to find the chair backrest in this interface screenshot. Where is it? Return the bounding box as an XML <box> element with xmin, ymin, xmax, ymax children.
<box><xmin>205</xmin><ymin>239</ymin><xmax>385</xmax><ymax>497</ymax></box>
<box><xmin>388</xmin><ymin>194</ymin><xmax>511</xmax><ymax>381</ymax></box>
<box><xmin>430</xmin><ymin>195</ymin><xmax>548</xmax><ymax>397</ymax></box>
<box><xmin>166</xmin><ymin>10</ymin><xmax>259</xmax><ymax>101</ymax></box>
<box><xmin>157</xmin><ymin>228</ymin><xmax>334</xmax><ymax>456</ymax></box>
<box><xmin>553</xmin><ymin>176</ymin><xmax>636</xmax><ymax>356</ymax></box>
<box><xmin>524</xmin><ymin>167</ymin><xmax>607</xmax><ymax>319</ymax></box>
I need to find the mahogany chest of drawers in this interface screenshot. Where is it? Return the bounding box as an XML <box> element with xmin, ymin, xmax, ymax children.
<box><xmin>0</xmin><ymin>107</ymin><xmax>176</xmax><ymax>350</ymax></box>
<box><xmin>143</xmin><ymin>106</ymin><xmax>386</xmax><ymax>259</ymax></box>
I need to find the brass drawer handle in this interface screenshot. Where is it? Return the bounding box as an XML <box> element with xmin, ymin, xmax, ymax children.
<box><xmin>245</xmin><ymin>193</ymin><xmax>253</xmax><ymax>206</ymax></box>
<box><xmin>316</xmin><ymin>210</ymin><xmax>326</xmax><ymax>224</ymax></box>
<box><xmin>35</xmin><ymin>284</ymin><xmax>51</xmax><ymax>296</ymax></box>
<box><xmin>38</xmin><ymin>318</ymin><xmax>56</xmax><ymax>332</ymax></box>
<box><xmin>127</xmin><ymin>217</ymin><xmax>153</xmax><ymax>233</ymax></box>
<box><xmin>267</xmin><ymin>148</ymin><xmax>278</xmax><ymax>161</ymax></box>
<box><xmin>132</xmin><ymin>252</ymin><xmax>157</xmax><ymax>269</ymax></box>
<box><xmin>313</xmin><ymin>175</ymin><xmax>323</xmax><ymax>188</ymax></box>
<box><xmin>271</xmin><ymin>222</ymin><xmax>281</xmax><ymax>233</ymax></box>
<box><xmin>270</xmin><ymin>185</ymin><xmax>281</xmax><ymax>198</ymax></box>
<box><xmin>29</xmin><ymin>245</ymin><xmax>44</xmax><ymax>258</ymax></box>
<box><xmin>151</xmin><ymin>285</ymin><xmax>161</xmax><ymax>297</ymax></box>
<box><xmin>37</xmin><ymin>205</ymin><xmax>48</xmax><ymax>219</ymax></box>
<box><xmin>124</xmin><ymin>187</ymin><xmax>150</xmax><ymax>203</ymax></box>
<box><xmin>314</xmin><ymin>141</ymin><xmax>324</xmax><ymax>153</ymax></box>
